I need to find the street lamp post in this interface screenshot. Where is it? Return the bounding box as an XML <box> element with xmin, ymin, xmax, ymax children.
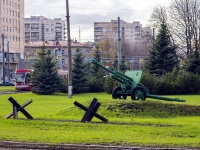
<box><xmin>7</xmin><ymin>41</ymin><xmax>10</xmax><ymax>82</ymax></box>
<box><xmin>66</xmin><ymin>0</ymin><xmax>72</xmax><ymax>98</ymax></box>
<box><xmin>1</xmin><ymin>33</ymin><xmax>5</xmax><ymax>86</ymax></box>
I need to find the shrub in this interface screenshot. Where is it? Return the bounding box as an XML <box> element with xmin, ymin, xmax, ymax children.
<box><xmin>59</xmin><ymin>78</ymin><xmax>68</xmax><ymax>93</ymax></box>
<box><xmin>141</xmin><ymin>69</ymin><xmax>200</xmax><ymax>95</ymax></box>
<box><xmin>103</xmin><ymin>76</ymin><xmax>119</xmax><ymax>94</ymax></box>
<box><xmin>86</xmin><ymin>76</ymin><xmax>105</xmax><ymax>92</ymax></box>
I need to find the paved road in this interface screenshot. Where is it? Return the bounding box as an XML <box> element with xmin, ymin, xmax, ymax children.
<box><xmin>0</xmin><ymin>141</ymin><xmax>198</xmax><ymax>150</ymax></box>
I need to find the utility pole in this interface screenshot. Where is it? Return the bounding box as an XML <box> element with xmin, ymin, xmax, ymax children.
<box><xmin>7</xmin><ymin>41</ymin><xmax>10</xmax><ymax>82</ymax></box>
<box><xmin>66</xmin><ymin>0</ymin><xmax>72</xmax><ymax>98</ymax></box>
<box><xmin>79</xmin><ymin>26</ymin><xmax>81</xmax><ymax>43</ymax></box>
<box><xmin>152</xmin><ymin>28</ymin><xmax>155</xmax><ymax>45</ymax></box>
<box><xmin>117</xmin><ymin>17</ymin><xmax>121</xmax><ymax>71</ymax></box>
<box><xmin>1</xmin><ymin>33</ymin><xmax>5</xmax><ymax>86</ymax></box>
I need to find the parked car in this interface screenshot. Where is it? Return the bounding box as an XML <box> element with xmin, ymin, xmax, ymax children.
<box><xmin>0</xmin><ymin>81</ymin><xmax>15</xmax><ymax>86</ymax></box>
<box><xmin>5</xmin><ymin>81</ymin><xmax>15</xmax><ymax>86</ymax></box>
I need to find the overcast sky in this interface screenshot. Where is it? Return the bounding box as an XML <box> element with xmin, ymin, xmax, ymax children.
<box><xmin>25</xmin><ymin>0</ymin><xmax>170</xmax><ymax>42</ymax></box>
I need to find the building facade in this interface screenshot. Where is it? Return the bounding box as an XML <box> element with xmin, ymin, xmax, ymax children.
<box><xmin>94</xmin><ymin>19</ymin><xmax>153</xmax><ymax>69</ymax></box>
<box><xmin>94</xmin><ymin>19</ymin><xmax>142</xmax><ymax>43</ymax></box>
<box><xmin>23</xmin><ymin>41</ymin><xmax>93</xmax><ymax>71</ymax></box>
<box><xmin>0</xmin><ymin>0</ymin><xmax>24</xmax><ymax>81</ymax></box>
<box><xmin>24</xmin><ymin>16</ymin><xmax>65</xmax><ymax>42</ymax></box>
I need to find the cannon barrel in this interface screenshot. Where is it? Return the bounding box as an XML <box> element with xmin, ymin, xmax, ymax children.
<box><xmin>91</xmin><ymin>59</ymin><xmax>133</xmax><ymax>82</ymax></box>
<box><xmin>146</xmin><ymin>94</ymin><xmax>186</xmax><ymax>102</ymax></box>
<box><xmin>92</xmin><ymin>59</ymin><xmax>115</xmax><ymax>74</ymax></box>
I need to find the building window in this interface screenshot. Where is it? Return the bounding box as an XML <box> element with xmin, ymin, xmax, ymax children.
<box><xmin>135</xmin><ymin>26</ymin><xmax>140</xmax><ymax>32</ymax></box>
<box><xmin>95</xmin><ymin>27</ymin><xmax>103</xmax><ymax>30</ymax></box>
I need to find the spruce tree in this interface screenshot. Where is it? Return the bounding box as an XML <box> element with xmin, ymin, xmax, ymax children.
<box><xmin>72</xmin><ymin>48</ymin><xmax>87</xmax><ymax>94</ymax></box>
<box><xmin>32</xmin><ymin>44</ymin><xmax>61</xmax><ymax>94</ymax></box>
<box><xmin>146</xmin><ymin>20</ymin><xmax>179</xmax><ymax>76</ymax></box>
<box><xmin>185</xmin><ymin>52</ymin><xmax>200</xmax><ymax>74</ymax></box>
<box><xmin>112</xmin><ymin>55</ymin><xmax>118</xmax><ymax>70</ymax></box>
<box><xmin>91</xmin><ymin>45</ymin><xmax>101</xmax><ymax>76</ymax></box>
<box><xmin>119</xmin><ymin>55</ymin><xmax>127</xmax><ymax>73</ymax></box>
<box><xmin>87</xmin><ymin>45</ymin><xmax>105</xmax><ymax>92</ymax></box>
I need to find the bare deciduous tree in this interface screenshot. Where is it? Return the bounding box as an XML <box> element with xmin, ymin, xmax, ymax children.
<box><xmin>169</xmin><ymin>0</ymin><xmax>200</xmax><ymax>58</ymax></box>
<box><xmin>149</xmin><ymin>6</ymin><xmax>168</xmax><ymax>29</ymax></box>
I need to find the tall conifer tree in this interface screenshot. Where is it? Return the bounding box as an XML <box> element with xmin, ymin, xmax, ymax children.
<box><xmin>147</xmin><ymin>20</ymin><xmax>179</xmax><ymax>76</ymax></box>
<box><xmin>32</xmin><ymin>44</ymin><xmax>61</xmax><ymax>94</ymax></box>
<box><xmin>72</xmin><ymin>48</ymin><xmax>87</xmax><ymax>94</ymax></box>
<box><xmin>86</xmin><ymin>45</ymin><xmax>104</xmax><ymax>92</ymax></box>
<box><xmin>91</xmin><ymin>45</ymin><xmax>101</xmax><ymax>76</ymax></box>
<box><xmin>119</xmin><ymin>55</ymin><xmax>127</xmax><ymax>73</ymax></box>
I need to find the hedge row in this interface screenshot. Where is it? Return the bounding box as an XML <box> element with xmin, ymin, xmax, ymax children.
<box><xmin>141</xmin><ymin>69</ymin><xmax>200</xmax><ymax>95</ymax></box>
<box><xmin>60</xmin><ymin>69</ymin><xmax>200</xmax><ymax>95</ymax></box>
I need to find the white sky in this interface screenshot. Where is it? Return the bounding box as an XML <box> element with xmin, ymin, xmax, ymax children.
<box><xmin>25</xmin><ymin>0</ymin><xmax>170</xmax><ymax>42</ymax></box>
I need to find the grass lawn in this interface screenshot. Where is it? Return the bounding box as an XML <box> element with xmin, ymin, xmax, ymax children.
<box><xmin>0</xmin><ymin>86</ymin><xmax>16</xmax><ymax>92</ymax></box>
<box><xmin>0</xmin><ymin>87</ymin><xmax>199</xmax><ymax>148</ymax></box>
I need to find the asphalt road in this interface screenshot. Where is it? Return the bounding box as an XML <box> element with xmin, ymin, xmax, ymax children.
<box><xmin>0</xmin><ymin>141</ymin><xmax>198</xmax><ymax>150</ymax></box>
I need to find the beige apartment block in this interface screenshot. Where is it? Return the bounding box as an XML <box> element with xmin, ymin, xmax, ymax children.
<box><xmin>23</xmin><ymin>41</ymin><xmax>93</xmax><ymax>70</ymax></box>
<box><xmin>0</xmin><ymin>0</ymin><xmax>24</xmax><ymax>80</ymax></box>
<box><xmin>94</xmin><ymin>19</ymin><xmax>152</xmax><ymax>69</ymax></box>
<box><xmin>94</xmin><ymin>19</ymin><xmax>142</xmax><ymax>43</ymax></box>
<box><xmin>24</xmin><ymin>16</ymin><xmax>66</xmax><ymax>42</ymax></box>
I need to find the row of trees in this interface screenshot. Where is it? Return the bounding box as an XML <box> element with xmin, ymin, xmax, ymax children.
<box><xmin>146</xmin><ymin>20</ymin><xmax>179</xmax><ymax>76</ymax></box>
<box><xmin>31</xmin><ymin>0</ymin><xmax>200</xmax><ymax>95</ymax></box>
<box><xmin>149</xmin><ymin>0</ymin><xmax>200</xmax><ymax>75</ymax></box>
<box><xmin>30</xmin><ymin>43</ymin><xmax>126</xmax><ymax>95</ymax></box>
<box><xmin>72</xmin><ymin>45</ymin><xmax>127</xmax><ymax>94</ymax></box>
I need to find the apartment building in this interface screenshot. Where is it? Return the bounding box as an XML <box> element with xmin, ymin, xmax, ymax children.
<box><xmin>94</xmin><ymin>19</ymin><xmax>153</xmax><ymax>69</ymax></box>
<box><xmin>24</xmin><ymin>16</ymin><xmax>65</xmax><ymax>42</ymax></box>
<box><xmin>0</xmin><ymin>0</ymin><xmax>24</xmax><ymax>80</ymax></box>
<box><xmin>23</xmin><ymin>41</ymin><xmax>93</xmax><ymax>70</ymax></box>
<box><xmin>94</xmin><ymin>19</ymin><xmax>142</xmax><ymax>43</ymax></box>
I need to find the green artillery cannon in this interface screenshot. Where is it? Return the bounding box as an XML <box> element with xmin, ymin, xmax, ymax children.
<box><xmin>92</xmin><ymin>59</ymin><xmax>186</xmax><ymax>102</ymax></box>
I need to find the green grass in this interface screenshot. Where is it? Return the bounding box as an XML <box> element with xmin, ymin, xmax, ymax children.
<box><xmin>0</xmin><ymin>91</ymin><xmax>200</xmax><ymax>148</ymax></box>
<box><xmin>0</xmin><ymin>86</ymin><xmax>16</xmax><ymax>92</ymax></box>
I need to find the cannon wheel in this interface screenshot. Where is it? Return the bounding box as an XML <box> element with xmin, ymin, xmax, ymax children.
<box><xmin>131</xmin><ymin>87</ymin><xmax>146</xmax><ymax>100</ymax></box>
<box><xmin>112</xmin><ymin>86</ymin><xmax>121</xmax><ymax>99</ymax></box>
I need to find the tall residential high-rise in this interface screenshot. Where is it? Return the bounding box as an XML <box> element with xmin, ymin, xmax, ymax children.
<box><xmin>94</xmin><ymin>19</ymin><xmax>142</xmax><ymax>43</ymax></box>
<box><xmin>24</xmin><ymin>16</ymin><xmax>65</xmax><ymax>42</ymax></box>
<box><xmin>94</xmin><ymin>19</ymin><xmax>153</xmax><ymax>69</ymax></box>
<box><xmin>0</xmin><ymin>0</ymin><xmax>24</xmax><ymax>80</ymax></box>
